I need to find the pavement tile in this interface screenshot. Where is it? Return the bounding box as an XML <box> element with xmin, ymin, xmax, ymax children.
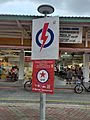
<box><xmin>0</xmin><ymin>81</ymin><xmax>90</xmax><ymax>120</ymax></box>
<box><xmin>0</xmin><ymin>103</ymin><xmax>89</xmax><ymax>120</ymax></box>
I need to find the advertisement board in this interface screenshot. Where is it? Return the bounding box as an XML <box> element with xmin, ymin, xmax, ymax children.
<box><xmin>32</xmin><ymin>60</ymin><xmax>54</xmax><ymax>94</ymax></box>
<box><xmin>60</xmin><ymin>26</ymin><xmax>82</xmax><ymax>43</ymax></box>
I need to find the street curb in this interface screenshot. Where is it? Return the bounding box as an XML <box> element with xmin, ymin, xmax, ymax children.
<box><xmin>0</xmin><ymin>85</ymin><xmax>74</xmax><ymax>90</ymax></box>
<box><xmin>0</xmin><ymin>98</ymin><xmax>90</xmax><ymax>105</ymax></box>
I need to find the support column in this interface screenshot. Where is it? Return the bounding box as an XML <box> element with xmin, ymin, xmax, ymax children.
<box><xmin>83</xmin><ymin>53</ymin><xmax>89</xmax><ymax>82</ymax></box>
<box><xmin>18</xmin><ymin>49</ymin><xmax>24</xmax><ymax>81</ymax></box>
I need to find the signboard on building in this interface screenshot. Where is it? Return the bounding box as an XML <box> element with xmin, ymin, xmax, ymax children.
<box><xmin>60</xmin><ymin>27</ymin><xmax>82</xmax><ymax>43</ymax></box>
<box><xmin>32</xmin><ymin>60</ymin><xmax>54</xmax><ymax>94</ymax></box>
<box><xmin>31</xmin><ymin>17</ymin><xmax>59</xmax><ymax>60</ymax></box>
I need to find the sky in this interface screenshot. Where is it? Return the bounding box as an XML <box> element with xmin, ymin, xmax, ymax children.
<box><xmin>0</xmin><ymin>0</ymin><xmax>90</xmax><ymax>17</ymax></box>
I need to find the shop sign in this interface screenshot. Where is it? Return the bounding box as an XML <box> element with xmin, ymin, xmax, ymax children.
<box><xmin>60</xmin><ymin>27</ymin><xmax>82</xmax><ymax>43</ymax></box>
<box><xmin>31</xmin><ymin>17</ymin><xmax>59</xmax><ymax>60</ymax></box>
<box><xmin>32</xmin><ymin>60</ymin><xmax>55</xmax><ymax>94</ymax></box>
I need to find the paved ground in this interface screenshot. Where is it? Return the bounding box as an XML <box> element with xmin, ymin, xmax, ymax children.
<box><xmin>0</xmin><ymin>103</ymin><xmax>90</xmax><ymax>120</ymax></box>
<box><xmin>0</xmin><ymin>80</ymin><xmax>90</xmax><ymax>120</ymax></box>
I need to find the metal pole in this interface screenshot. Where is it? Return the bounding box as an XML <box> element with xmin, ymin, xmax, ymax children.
<box><xmin>40</xmin><ymin>13</ymin><xmax>47</xmax><ymax>120</ymax></box>
<box><xmin>40</xmin><ymin>93</ymin><xmax>46</xmax><ymax>120</ymax></box>
<box><xmin>37</xmin><ymin>5</ymin><xmax>54</xmax><ymax>120</ymax></box>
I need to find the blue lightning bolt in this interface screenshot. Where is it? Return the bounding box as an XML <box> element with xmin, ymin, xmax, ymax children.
<box><xmin>40</xmin><ymin>23</ymin><xmax>49</xmax><ymax>52</ymax></box>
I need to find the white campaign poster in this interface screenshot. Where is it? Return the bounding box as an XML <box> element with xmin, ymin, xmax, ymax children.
<box><xmin>31</xmin><ymin>17</ymin><xmax>59</xmax><ymax>60</ymax></box>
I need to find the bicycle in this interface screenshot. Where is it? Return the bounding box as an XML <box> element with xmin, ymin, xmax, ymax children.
<box><xmin>74</xmin><ymin>76</ymin><xmax>90</xmax><ymax>94</ymax></box>
<box><xmin>24</xmin><ymin>78</ymin><xmax>32</xmax><ymax>91</ymax></box>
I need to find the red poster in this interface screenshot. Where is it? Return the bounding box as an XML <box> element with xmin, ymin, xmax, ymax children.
<box><xmin>32</xmin><ymin>60</ymin><xmax>55</xmax><ymax>94</ymax></box>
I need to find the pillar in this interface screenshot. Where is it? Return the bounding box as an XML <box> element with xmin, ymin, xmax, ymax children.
<box><xmin>83</xmin><ymin>53</ymin><xmax>89</xmax><ymax>82</ymax></box>
<box><xmin>18</xmin><ymin>49</ymin><xmax>24</xmax><ymax>81</ymax></box>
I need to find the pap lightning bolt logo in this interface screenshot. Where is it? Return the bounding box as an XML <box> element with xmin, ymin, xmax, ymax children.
<box><xmin>40</xmin><ymin>23</ymin><xmax>49</xmax><ymax>52</ymax></box>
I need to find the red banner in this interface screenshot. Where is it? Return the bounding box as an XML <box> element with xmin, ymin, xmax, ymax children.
<box><xmin>32</xmin><ymin>60</ymin><xmax>55</xmax><ymax>94</ymax></box>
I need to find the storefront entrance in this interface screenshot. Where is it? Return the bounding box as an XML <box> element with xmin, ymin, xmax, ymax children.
<box><xmin>0</xmin><ymin>49</ymin><xmax>32</xmax><ymax>82</ymax></box>
<box><xmin>55</xmin><ymin>51</ymin><xmax>90</xmax><ymax>83</ymax></box>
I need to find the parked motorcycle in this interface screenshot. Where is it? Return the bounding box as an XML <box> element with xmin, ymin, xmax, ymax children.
<box><xmin>74</xmin><ymin>76</ymin><xmax>90</xmax><ymax>94</ymax></box>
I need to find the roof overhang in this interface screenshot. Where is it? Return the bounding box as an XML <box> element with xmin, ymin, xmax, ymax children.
<box><xmin>59</xmin><ymin>47</ymin><xmax>90</xmax><ymax>53</ymax></box>
<box><xmin>0</xmin><ymin>45</ymin><xmax>31</xmax><ymax>50</ymax></box>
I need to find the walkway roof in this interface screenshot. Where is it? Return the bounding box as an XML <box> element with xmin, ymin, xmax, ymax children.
<box><xmin>0</xmin><ymin>14</ymin><xmax>90</xmax><ymax>50</ymax></box>
<box><xmin>1</xmin><ymin>14</ymin><xmax>90</xmax><ymax>22</ymax></box>
<box><xmin>0</xmin><ymin>14</ymin><xmax>90</xmax><ymax>39</ymax></box>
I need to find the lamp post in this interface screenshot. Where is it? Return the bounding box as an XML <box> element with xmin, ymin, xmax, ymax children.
<box><xmin>37</xmin><ymin>4</ymin><xmax>54</xmax><ymax>120</ymax></box>
<box><xmin>37</xmin><ymin>4</ymin><xmax>54</xmax><ymax>17</ymax></box>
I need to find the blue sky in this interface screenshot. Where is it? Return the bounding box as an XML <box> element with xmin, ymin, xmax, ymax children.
<box><xmin>0</xmin><ymin>0</ymin><xmax>90</xmax><ymax>16</ymax></box>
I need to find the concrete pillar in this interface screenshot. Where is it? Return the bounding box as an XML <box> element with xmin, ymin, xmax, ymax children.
<box><xmin>83</xmin><ymin>53</ymin><xmax>89</xmax><ymax>82</ymax></box>
<box><xmin>18</xmin><ymin>49</ymin><xmax>24</xmax><ymax>81</ymax></box>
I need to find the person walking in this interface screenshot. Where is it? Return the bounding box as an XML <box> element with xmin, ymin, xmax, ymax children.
<box><xmin>66</xmin><ymin>68</ymin><xmax>73</xmax><ymax>84</ymax></box>
<box><xmin>77</xmin><ymin>67</ymin><xmax>83</xmax><ymax>79</ymax></box>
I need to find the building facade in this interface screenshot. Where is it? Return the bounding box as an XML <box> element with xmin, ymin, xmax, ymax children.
<box><xmin>0</xmin><ymin>15</ymin><xmax>89</xmax><ymax>82</ymax></box>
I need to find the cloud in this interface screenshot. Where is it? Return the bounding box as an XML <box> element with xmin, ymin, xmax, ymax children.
<box><xmin>0</xmin><ymin>0</ymin><xmax>12</xmax><ymax>4</ymax></box>
<box><xmin>0</xmin><ymin>0</ymin><xmax>90</xmax><ymax>16</ymax></box>
<box><xmin>19</xmin><ymin>0</ymin><xmax>89</xmax><ymax>16</ymax></box>
<box><xmin>30</xmin><ymin>0</ymin><xmax>90</xmax><ymax>16</ymax></box>
<box><xmin>0</xmin><ymin>0</ymin><xmax>39</xmax><ymax>15</ymax></box>
<box><xmin>0</xmin><ymin>0</ymin><xmax>64</xmax><ymax>8</ymax></box>
<box><xmin>66</xmin><ymin>0</ymin><xmax>90</xmax><ymax>15</ymax></box>
<box><xmin>0</xmin><ymin>0</ymin><xmax>29</xmax><ymax>4</ymax></box>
